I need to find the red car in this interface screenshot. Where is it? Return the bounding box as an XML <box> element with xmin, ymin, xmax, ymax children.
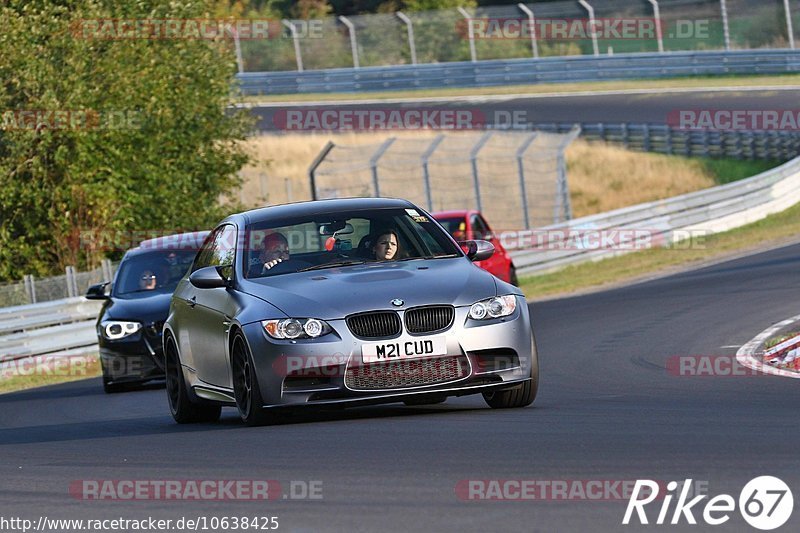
<box><xmin>433</xmin><ymin>210</ymin><xmax>518</xmax><ymax>286</ymax></box>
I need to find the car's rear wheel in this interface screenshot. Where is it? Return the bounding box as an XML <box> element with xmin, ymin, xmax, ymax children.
<box><xmin>165</xmin><ymin>334</ymin><xmax>221</xmax><ymax>423</ymax></box>
<box><xmin>483</xmin><ymin>334</ymin><xmax>539</xmax><ymax>409</ymax></box>
<box><xmin>231</xmin><ymin>331</ymin><xmax>273</xmax><ymax>426</ymax></box>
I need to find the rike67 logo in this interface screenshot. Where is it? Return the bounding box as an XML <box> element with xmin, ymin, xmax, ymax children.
<box><xmin>623</xmin><ymin>476</ymin><xmax>793</xmax><ymax>530</ymax></box>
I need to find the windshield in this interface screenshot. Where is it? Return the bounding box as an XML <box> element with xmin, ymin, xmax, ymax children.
<box><xmin>435</xmin><ymin>217</ymin><xmax>468</xmax><ymax>240</ymax></box>
<box><xmin>113</xmin><ymin>249</ymin><xmax>198</xmax><ymax>296</ymax></box>
<box><xmin>243</xmin><ymin>207</ymin><xmax>462</xmax><ymax>279</ymax></box>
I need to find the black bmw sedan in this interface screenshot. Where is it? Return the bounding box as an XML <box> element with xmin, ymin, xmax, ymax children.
<box><xmin>86</xmin><ymin>232</ymin><xmax>208</xmax><ymax>392</ymax></box>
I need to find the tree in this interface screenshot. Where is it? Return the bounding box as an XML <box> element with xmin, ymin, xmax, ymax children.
<box><xmin>0</xmin><ymin>0</ymin><xmax>251</xmax><ymax>281</ymax></box>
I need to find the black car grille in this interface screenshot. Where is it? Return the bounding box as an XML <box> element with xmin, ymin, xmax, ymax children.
<box><xmin>346</xmin><ymin>311</ymin><xmax>402</xmax><ymax>339</ymax></box>
<box><xmin>404</xmin><ymin>305</ymin><xmax>455</xmax><ymax>334</ymax></box>
<box><xmin>345</xmin><ymin>355</ymin><xmax>469</xmax><ymax>390</ymax></box>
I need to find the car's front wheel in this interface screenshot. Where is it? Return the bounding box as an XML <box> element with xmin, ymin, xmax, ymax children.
<box><xmin>231</xmin><ymin>331</ymin><xmax>274</xmax><ymax>426</ymax></box>
<box><xmin>483</xmin><ymin>334</ymin><xmax>539</xmax><ymax>409</ymax></box>
<box><xmin>165</xmin><ymin>334</ymin><xmax>221</xmax><ymax>423</ymax></box>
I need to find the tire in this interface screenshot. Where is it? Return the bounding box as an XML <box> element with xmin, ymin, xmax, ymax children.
<box><xmin>483</xmin><ymin>334</ymin><xmax>539</xmax><ymax>409</ymax></box>
<box><xmin>509</xmin><ymin>265</ymin><xmax>519</xmax><ymax>287</ymax></box>
<box><xmin>403</xmin><ymin>395</ymin><xmax>447</xmax><ymax>406</ymax></box>
<box><xmin>231</xmin><ymin>331</ymin><xmax>274</xmax><ymax>426</ymax></box>
<box><xmin>165</xmin><ymin>334</ymin><xmax>221</xmax><ymax>423</ymax></box>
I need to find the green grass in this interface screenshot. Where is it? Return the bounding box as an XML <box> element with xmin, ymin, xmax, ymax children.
<box><xmin>765</xmin><ymin>332</ymin><xmax>800</xmax><ymax>350</ymax></box>
<box><xmin>237</xmin><ymin>73</ymin><xmax>800</xmax><ymax>103</ymax></box>
<box><xmin>519</xmin><ymin>201</ymin><xmax>800</xmax><ymax>300</ymax></box>
<box><xmin>701</xmin><ymin>158</ymin><xmax>782</xmax><ymax>185</ymax></box>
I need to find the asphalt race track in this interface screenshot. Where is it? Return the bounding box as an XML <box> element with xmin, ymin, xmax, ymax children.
<box><xmin>249</xmin><ymin>88</ymin><xmax>800</xmax><ymax>132</ymax></box>
<box><xmin>2</xmin><ymin>241</ymin><xmax>799</xmax><ymax>532</ymax></box>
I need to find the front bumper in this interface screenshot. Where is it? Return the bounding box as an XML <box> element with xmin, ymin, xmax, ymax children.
<box><xmin>242</xmin><ymin>299</ymin><xmax>534</xmax><ymax>407</ymax></box>
<box><xmin>99</xmin><ymin>329</ymin><xmax>165</xmax><ymax>384</ymax></box>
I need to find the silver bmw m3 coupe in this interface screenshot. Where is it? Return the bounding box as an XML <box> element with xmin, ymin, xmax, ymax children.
<box><xmin>164</xmin><ymin>198</ymin><xmax>538</xmax><ymax>425</ymax></box>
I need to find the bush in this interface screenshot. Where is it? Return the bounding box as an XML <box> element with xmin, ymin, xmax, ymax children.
<box><xmin>0</xmin><ymin>0</ymin><xmax>251</xmax><ymax>281</ymax></box>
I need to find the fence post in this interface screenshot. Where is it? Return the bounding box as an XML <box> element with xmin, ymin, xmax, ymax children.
<box><xmin>469</xmin><ymin>132</ymin><xmax>493</xmax><ymax>212</ymax></box>
<box><xmin>308</xmin><ymin>141</ymin><xmax>335</xmax><ymax>201</ymax></box>
<box><xmin>282</xmin><ymin>20</ymin><xmax>304</xmax><ymax>71</ymax></box>
<box><xmin>338</xmin><ymin>16</ymin><xmax>360</xmax><ymax>69</ymax></box>
<box><xmin>24</xmin><ymin>275</ymin><xmax>33</xmax><ymax>304</ymax></box>
<box><xmin>720</xmin><ymin>0</ymin><xmax>731</xmax><ymax>51</ymax></box>
<box><xmin>369</xmin><ymin>138</ymin><xmax>397</xmax><ymax>197</ymax></box>
<box><xmin>231</xmin><ymin>28</ymin><xmax>244</xmax><ymax>73</ymax></box>
<box><xmin>101</xmin><ymin>259</ymin><xmax>113</xmax><ymax>283</ymax></box>
<box><xmin>66</xmin><ymin>266</ymin><xmax>77</xmax><ymax>298</ymax></box>
<box><xmin>555</xmin><ymin>126</ymin><xmax>581</xmax><ymax>222</ymax></box>
<box><xmin>578</xmin><ymin>0</ymin><xmax>599</xmax><ymax>57</ymax></box>
<box><xmin>647</xmin><ymin>0</ymin><xmax>665</xmax><ymax>53</ymax></box>
<box><xmin>515</xmin><ymin>132</ymin><xmax>538</xmax><ymax>230</ymax></box>
<box><xmin>517</xmin><ymin>3</ymin><xmax>539</xmax><ymax>59</ymax></box>
<box><xmin>421</xmin><ymin>134</ymin><xmax>445</xmax><ymax>210</ymax></box>
<box><xmin>784</xmin><ymin>0</ymin><xmax>796</xmax><ymax>49</ymax></box>
<box><xmin>457</xmin><ymin>7</ymin><xmax>478</xmax><ymax>62</ymax></box>
<box><xmin>396</xmin><ymin>12</ymin><xmax>418</xmax><ymax>65</ymax></box>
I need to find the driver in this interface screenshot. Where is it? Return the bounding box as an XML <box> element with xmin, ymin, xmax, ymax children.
<box><xmin>372</xmin><ymin>230</ymin><xmax>400</xmax><ymax>261</ymax></box>
<box><xmin>259</xmin><ymin>232</ymin><xmax>291</xmax><ymax>271</ymax></box>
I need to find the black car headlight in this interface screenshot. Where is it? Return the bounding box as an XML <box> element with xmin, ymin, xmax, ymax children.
<box><xmin>262</xmin><ymin>318</ymin><xmax>332</xmax><ymax>340</ymax></box>
<box><xmin>468</xmin><ymin>295</ymin><xmax>517</xmax><ymax>320</ymax></box>
<box><xmin>100</xmin><ymin>321</ymin><xmax>142</xmax><ymax>340</ymax></box>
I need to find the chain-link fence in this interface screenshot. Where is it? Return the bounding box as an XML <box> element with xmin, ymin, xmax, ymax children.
<box><xmin>308</xmin><ymin>129</ymin><xmax>580</xmax><ymax>231</ymax></box>
<box><xmin>238</xmin><ymin>0</ymin><xmax>800</xmax><ymax>72</ymax></box>
<box><xmin>0</xmin><ymin>260</ymin><xmax>116</xmax><ymax>308</ymax></box>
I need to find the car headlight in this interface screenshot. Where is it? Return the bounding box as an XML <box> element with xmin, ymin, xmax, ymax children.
<box><xmin>101</xmin><ymin>321</ymin><xmax>142</xmax><ymax>340</ymax></box>
<box><xmin>262</xmin><ymin>318</ymin><xmax>332</xmax><ymax>339</ymax></box>
<box><xmin>468</xmin><ymin>295</ymin><xmax>517</xmax><ymax>320</ymax></box>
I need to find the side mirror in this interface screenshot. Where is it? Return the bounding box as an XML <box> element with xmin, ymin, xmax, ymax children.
<box><xmin>461</xmin><ymin>240</ymin><xmax>495</xmax><ymax>262</ymax></box>
<box><xmin>85</xmin><ymin>282</ymin><xmax>110</xmax><ymax>300</ymax></box>
<box><xmin>189</xmin><ymin>266</ymin><xmax>229</xmax><ymax>289</ymax></box>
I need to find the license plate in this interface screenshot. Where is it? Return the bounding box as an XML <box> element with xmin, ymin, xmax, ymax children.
<box><xmin>361</xmin><ymin>337</ymin><xmax>447</xmax><ymax>363</ymax></box>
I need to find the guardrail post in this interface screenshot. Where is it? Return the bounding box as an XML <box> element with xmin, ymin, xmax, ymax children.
<box><xmin>665</xmin><ymin>125</ymin><xmax>674</xmax><ymax>155</ymax></box>
<box><xmin>784</xmin><ymin>0</ymin><xmax>796</xmax><ymax>49</ymax></box>
<box><xmin>396</xmin><ymin>12</ymin><xmax>418</xmax><ymax>65</ymax></box>
<box><xmin>282</xmin><ymin>20</ymin><xmax>304</xmax><ymax>71</ymax></box>
<box><xmin>647</xmin><ymin>0</ymin><xmax>665</xmax><ymax>53</ymax></box>
<box><xmin>621</xmin><ymin>123</ymin><xmax>630</xmax><ymax>148</ymax></box>
<box><xmin>469</xmin><ymin>132</ymin><xmax>493</xmax><ymax>211</ymax></box>
<box><xmin>515</xmin><ymin>132</ymin><xmax>538</xmax><ymax>229</ymax></box>
<box><xmin>421</xmin><ymin>134</ymin><xmax>445</xmax><ymax>210</ymax></box>
<box><xmin>339</xmin><ymin>16</ymin><xmax>360</xmax><ymax>69</ymax></box>
<box><xmin>643</xmin><ymin>124</ymin><xmax>651</xmax><ymax>152</ymax></box>
<box><xmin>457</xmin><ymin>7</ymin><xmax>478</xmax><ymax>62</ymax></box>
<box><xmin>308</xmin><ymin>141</ymin><xmax>335</xmax><ymax>201</ymax></box>
<box><xmin>720</xmin><ymin>0</ymin><xmax>731</xmax><ymax>51</ymax></box>
<box><xmin>517</xmin><ymin>3</ymin><xmax>539</xmax><ymax>59</ymax></box>
<box><xmin>578</xmin><ymin>0</ymin><xmax>599</xmax><ymax>57</ymax></box>
<box><xmin>369</xmin><ymin>138</ymin><xmax>397</xmax><ymax>197</ymax></box>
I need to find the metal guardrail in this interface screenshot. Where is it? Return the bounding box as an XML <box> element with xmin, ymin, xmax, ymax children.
<box><xmin>508</xmin><ymin>155</ymin><xmax>800</xmax><ymax>274</ymax></box>
<box><xmin>0</xmin><ymin>297</ymin><xmax>100</xmax><ymax>364</ymax></box>
<box><xmin>235</xmin><ymin>49</ymin><xmax>800</xmax><ymax>95</ymax></box>
<box><xmin>534</xmin><ymin>123</ymin><xmax>800</xmax><ymax>161</ymax></box>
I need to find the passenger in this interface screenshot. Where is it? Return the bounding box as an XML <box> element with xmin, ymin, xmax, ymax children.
<box><xmin>139</xmin><ymin>269</ymin><xmax>157</xmax><ymax>291</ymax></box>
<box><xmin>373</xmin><ymin>230</ymin><xmax>400</xmax><ymax>261</ymax></box>
<box><xmin>259</xmin><ymin>232</ymin><xmax>290</xmax><ymax>271</ymax></box>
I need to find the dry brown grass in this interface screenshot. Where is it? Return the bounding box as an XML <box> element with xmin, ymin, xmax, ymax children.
<box><xmin>239</xmin><ymin>134</ymin><xmax>722</xmax><ymax>217</ymax></box>
<box><xmin>565</xmin><ymin>139</ymin><xmax>716</xmax><ymax>217</ymax></box>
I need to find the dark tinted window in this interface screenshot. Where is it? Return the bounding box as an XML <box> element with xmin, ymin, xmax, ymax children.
<box><xmin>114</xmin><ymin>249</ymin><xmax>198</xmax><ymax>296</ymax></box>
